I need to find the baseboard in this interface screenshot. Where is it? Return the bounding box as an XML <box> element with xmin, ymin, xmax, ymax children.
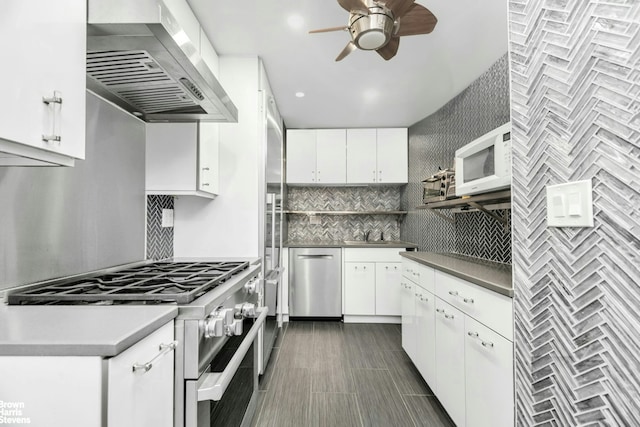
<box><xmin>343</xmin><ymin>315</ymin><xmax>401</xmax><ymax>324</ymax></box>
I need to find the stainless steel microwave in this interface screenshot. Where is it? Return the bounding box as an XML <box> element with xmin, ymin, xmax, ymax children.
<box><xmin>455</xmin><ymin>122</ymin><xmax>512</xmax><ymax>196</ymax></box>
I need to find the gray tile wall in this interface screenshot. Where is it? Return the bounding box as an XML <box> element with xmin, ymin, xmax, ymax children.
<box><xmin>147</xmin><ymin>195</ymin><xmax>174</xmax><ymax>260</ymax></box>
<box><xmin>509</xmin><ymin>0</ymin><xmax>640</xmax><ymax>424</ymax></box>
<box><xmin>401</xmin><ymin>54</ymin><xmax>512</xmax><ymax>264</ymax></box>
<box><xmin>286</xmin><ymin>186</ymin><xmax>402</xmax><ymax>242</ymax></box>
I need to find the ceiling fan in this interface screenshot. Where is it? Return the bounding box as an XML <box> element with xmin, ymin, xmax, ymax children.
<box><xmin>310</xmin><ymin>0</ymin><xmax>438</xmax><ymax>61</ymax></box>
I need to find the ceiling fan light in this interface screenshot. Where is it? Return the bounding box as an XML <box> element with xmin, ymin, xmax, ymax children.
<box><xmin>357</xmin><ymin>30</ymin><xmax>387</xmax><ymax>50</ymax></box>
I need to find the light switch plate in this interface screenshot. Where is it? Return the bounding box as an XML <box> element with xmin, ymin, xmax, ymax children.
<box><xmin>161</xmin><ymin>209</ymin><xmax>174</xmax><ymax>228</ymax></box>
<box><xmin>546</xmin><ymin>180</ymin><xmax>594</xmax><ymax>227</ymax></box>
<box><xmin>309</xmin><ymin>214</ymin><xmax>321</xmax><ymax>225</ymax></box>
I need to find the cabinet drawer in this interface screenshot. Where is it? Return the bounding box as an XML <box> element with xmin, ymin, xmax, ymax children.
<box><xmin>435</xmin><ymin>271</ymin><xmax>513</xmax><ymax>340</ymax></box>
<box><xmin>345</xmin><ymin>247</ymin><xmax>403</xmax><ymax>262</ymax></box>
<box><xmin>402</xmin><ymin>260</ymin><xmax>435</xmax><ymax>293</ymax></box>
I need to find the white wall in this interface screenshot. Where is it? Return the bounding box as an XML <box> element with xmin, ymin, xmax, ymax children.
<box><xmin>173</xmin><ymin>56</ymin><xmax>262</xmax><ymax>257</ymax></box>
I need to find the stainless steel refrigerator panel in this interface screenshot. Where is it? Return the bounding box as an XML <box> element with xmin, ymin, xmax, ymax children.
<box><xmin>0</xmin><ymin>92</ymin><xmax>146</xmax><ymax>291</ymax></box>
<box><xmin>289</xmin><ymin>248</ymin><xmax>342</xmax><ymax>317</ymax></box>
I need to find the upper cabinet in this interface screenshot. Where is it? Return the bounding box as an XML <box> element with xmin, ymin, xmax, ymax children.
<box><xmin>286</xmin><ymin>129</ymin><xmax>346</xmax><ymax>184</ymax></box>
<box><xmin>0</xmin><ymin>0</ymin><xmax>86</xmax><ymax>166</ymax></box>
<box><xmin>346</xmin><ymin>128</ymin><xmax>408</xmax><ymax>184</ymax></box>
<box><xmin>146</xmin><ymin>123</ymin><xmax>219</xmax><ymax>199</ymax></box>
<box><xmin>286</xmin><ymin>127</ymin><xmax>407</xmax><ymax>186</ymax></box>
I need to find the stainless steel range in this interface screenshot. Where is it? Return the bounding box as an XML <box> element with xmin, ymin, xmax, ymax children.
<box><xmin>7</xmin><ymin>259</ymin><xmax>265</xmax><ymax>427</ymax></box>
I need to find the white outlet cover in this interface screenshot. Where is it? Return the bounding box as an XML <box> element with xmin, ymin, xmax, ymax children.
<box><xmin>546</xmin><ymin>180</ymin><xmax>594</xmax><ymax>227</ymax></box>
<box><xmin>161</xmin><ymin>209</ymin><xmax>174</xmax><ymax>228</ymax></box>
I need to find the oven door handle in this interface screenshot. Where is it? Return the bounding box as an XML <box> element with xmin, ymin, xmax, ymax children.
<box><xmin>196</xmin><ymin>306</ymin><xmax>268</xmax><ymax>402</ymax></box>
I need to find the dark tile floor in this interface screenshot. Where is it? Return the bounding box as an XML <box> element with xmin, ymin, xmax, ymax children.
<box><xmin>251</xmin><ymin>321</ymin><xmax>454</xmax><ymax>427</ymax></box>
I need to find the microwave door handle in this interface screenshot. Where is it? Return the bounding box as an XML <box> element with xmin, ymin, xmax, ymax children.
<box><xmin>196</xmin><ymin>307</ymin><xmax>268</xmax><ymax>402</ymax></box>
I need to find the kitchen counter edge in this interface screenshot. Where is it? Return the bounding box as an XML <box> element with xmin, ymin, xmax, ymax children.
<box><xmin>0</xmin><ymin>305</ymin><xmax>178</xmax><ymax>357</ymax></box>
<box><xmin>400</xmin><ymin>252</ymin><xmax>513</xmax><ymax>297</ymax></box>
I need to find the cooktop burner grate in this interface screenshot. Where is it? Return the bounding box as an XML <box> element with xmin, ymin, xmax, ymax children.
<box><xmin>8</xmin><ymin>261</ymin><xmax>250</xmax><ymax>305</ymax></box>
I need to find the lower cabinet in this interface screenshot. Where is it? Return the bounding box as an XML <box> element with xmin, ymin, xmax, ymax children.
<box><xmin>0</xmin><ymin>321</ymin><xmax>175</xmax><ymax>427</ymax></box>
<box><xmin>344</xmin><ymin>262</ymin><xmax>376</xmax><ymax>315</ymax></box>
<box><xmin>435</xmin><ymin>300</ymin><xmax>466</xmax><ymax>427</ymax></box>
<box><xmin>401</xmin><ymin>258</ymin><xmax>514</xmax><ymax>427</ymax></box>
<box><xmin>464</xmin><ymin>317</ymin><xmax>514</xmax><ymax>427</ymax></box>
<box><xmin>343</xmin><ymin>248</ymin><xmax>405</xmax><ymax>320</ymax></box>
<box><xmin>108</xmin><ymin>321</ymin><xmax>175</xmax><ymax>427</ymax></box>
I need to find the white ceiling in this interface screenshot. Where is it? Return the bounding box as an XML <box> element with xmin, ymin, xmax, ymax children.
<box><xmin>186</xmin><ymin>0</ymin><xmax>509</xmax><ymax>129</ymax></box>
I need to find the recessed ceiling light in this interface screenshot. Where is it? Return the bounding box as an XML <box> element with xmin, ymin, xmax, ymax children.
<box><xmin>287</xmin><ymin>14</ymin><xmax>305</xmax><ymax>30</ymax></box>
<box><xmin>295</xmin><ymin>92</ymin><xmax>305</xmax><ymax>98</ymax></box>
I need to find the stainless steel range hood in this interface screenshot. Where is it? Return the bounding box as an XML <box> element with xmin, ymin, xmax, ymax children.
<box><xmin>87</xmin><ymin>0</ymin><xmax>238</xmax><ymax>123</ymax></box>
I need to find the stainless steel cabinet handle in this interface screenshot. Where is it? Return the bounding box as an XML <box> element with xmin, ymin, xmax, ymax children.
<box><xmin>42</xmin><ymin>135</ymin><xmax>61</xmax><ymax>142</ymax></box>
<box><xmin>202</xmin><ymin>167</ymin><xmax>210</xmax><ymax>171</ymax></box>
<box><xmin>420</xmin><ymin>296</ymin><xmax>428</xmax><ymax>302</ymax></box>
<box><xmin>197</xmin><ymin>307</ymin><xmax>268</xmax><ymax>401</ymax></box>
<box><xmin>202</xmin><ymin>183</ymin><xmax>210</xmax><ymax>186</ymax></box>
<box><xmin>132</xmin><ymin>340</ymin><xmax>178</xmax><ymax>373</ymax></box>
<box><xmin>415</xmin><ymin>293</ymin><xmax>420</xmax><ymax>297</ymax></box>
<box><xmin>436</xmin><ymin>308</ymin><xmax>444</xmax><ymax>313</ymax></box>
<box><xmin>467</xmin><ymin>331</ymin><xmax>479</xmax><ymax>338</ymax></box>
<box><xmin>448</xmin><ymin>290</ymin><xmax>458</xmax><ymax>296</ymax></box>
<box><xmin>481</xmin><ymin>341</ymin><xmax>494</xmax><ymax>348</ymax></box>
<box><xmin>463</xmin><ymin>297</ymin><xmax>475</xmax><ymax>304</ymax></box>
<box><xmin>42</xmin><ymin>95</ymin><xmax>63</xmax><ymax>105</ymax></box>
<box><xmin>444</xmin><ymin>314</ymin><xmax>455</xmax><ymax>319</ymax></box>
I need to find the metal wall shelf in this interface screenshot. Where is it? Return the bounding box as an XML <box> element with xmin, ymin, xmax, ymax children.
<box><xmin>284</xmin><ymin>210</ymin><xmax>407</xmax><ymax>215</ymax></box>
<box><xmin>416</xmin><ymin>190</ymin><xmax>511</xmax><ymax>226</ymax></box>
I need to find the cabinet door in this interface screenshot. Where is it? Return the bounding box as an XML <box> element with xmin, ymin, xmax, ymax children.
<box><xmin>400</xmin><ymin>280</ymin><xmax>417</xmax><ymax>361</ymax></box>
<box><xmin>199</xmin><ymin>123</ymin><xmax>219</xmax><ymax>194</ymax></box>
<box><xmin>344</xmin><ymin>262</ymin><xmax>376</xmax><ymax>315</ymax></box>
<box><xmin>376</xmin><ymin>128</ymin><xmax>408</xmax><ymax>183</ymax></box>
<box><xmin>0</xmin><ymin>0</ymin><xmax>86</xmax><ymax>161</ymax></box>
<box><xmin>414</xmin><ymin>288</ymin><xmax>437</xmax><ymax>391</ymax></box>
<box><xmin>346</xmin><ymin>128</ymin><xmax>377</xmax><ymax>184</ymax></box>
<box><xmin>146</xmin><ymin>123</ymin><xmax>198</xmax><ymax>192</ymax></box>
<box><xmin>316</xmin><ymin>129</ymin><xmax>346</xmax><ymax>184</ymax></box>
<box><xmin>435</xmin><ymin>300</ymin><xmax>466</xmax><ymax>427</ymax></box>
<box><xmin>286</xmin><ymin>129</ymin><xmax>316</xmax><ymax>183</ymax></box>
<box><xmin>465</xmin><ymin>317</ymin><xmax>514</xmax><ymax>427</ymax></box>
<box><xmin>375</xmin><ymin>263</ymin><xmax>402</xmax><ymax>315</ymax></box>
<box><xmin>108</xmin><ymin>321</ymin><xmax>175</xmax><ymax>427</ymax></box>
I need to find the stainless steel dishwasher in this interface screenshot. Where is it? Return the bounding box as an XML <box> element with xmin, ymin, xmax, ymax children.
<box><xmin>289</xmin><ymin>247</ymin><xmax>342</xmax><ymax>317</ymax></box>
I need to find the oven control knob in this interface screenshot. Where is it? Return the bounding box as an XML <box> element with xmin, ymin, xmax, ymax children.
<box><xmin>203</xmin><ymin>307</ymin><xmax>234</xmax><ymax>338</ymax></box>
<box><xmin>244</xmin><ymin>278</ymin><xmax>258</xmax><ymax>295</ymax></box>
<box><xmin>236</xmin><ymin>302</ymin><xmax>256</xmax><ymax>318</ymax></box>
<box><xmin>226</xmin><ymin>318</ymin><xmax>243</xmax><ymax>336</ymax></box>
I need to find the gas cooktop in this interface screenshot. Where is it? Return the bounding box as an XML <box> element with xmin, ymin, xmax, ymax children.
<box><xmin>8</xmin><ymin>261</ymin><xmax>250</xmax><ymax>305</ymax></box>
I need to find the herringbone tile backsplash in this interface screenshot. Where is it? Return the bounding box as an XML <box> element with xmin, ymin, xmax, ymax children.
<box><xmin>287</xmin><ymin>187</ymin><xmax>401</xmax><ymax>242</ymax></box>
<box><xmin>509</xmin><ymin>0</ymin><xmax>640</xmax><ymax>425</ymax></box>
<box><xmin>401</xmin><ymin>54</ymin><xmax>512</xmax><ymax>264</ymax></box>
<box><xmin>147</xmin><ymin>195</ymin><xmax>173</xmax><ymax>260</ymax></box>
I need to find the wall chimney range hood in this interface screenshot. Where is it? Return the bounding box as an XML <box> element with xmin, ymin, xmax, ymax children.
<box><xmin>87</xmin><ymin>0</ymin><xmax>238</xmax><ymax>123</ymax></box>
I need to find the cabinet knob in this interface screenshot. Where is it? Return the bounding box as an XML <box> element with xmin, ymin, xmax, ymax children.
<box><xmin>363</xmin><ymin>266</ymin><xmax>366</xmax><ymax>270</ymax></box>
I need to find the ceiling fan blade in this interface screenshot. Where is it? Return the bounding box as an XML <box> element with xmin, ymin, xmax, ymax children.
<box><xmin>384</xmin><ymin>0</ymin><xmax>415</xmax><ymax>19</ymax></box>
<box><xmin>336</xmin><ymin>41</ymin><xmax>357</xmax><ymax>61</ymax></box>
<box><xmin>376</xmin><ymin>36</ymin><xmax>400</xmax><ymax>60</ymax></box>
<box><xmin>337</xmin><ymin>0</ymin><xmax>368</xmax><ymax>13</ymax></box>
<box><xmin>396</xmin><ymin>4</ymin><xmax>438</xmax><ymax>36</ymax></box>
<box><xmin>309</xmin><ymin>26</ymin><xmax>349</xmax><ymax>34</ymax></box>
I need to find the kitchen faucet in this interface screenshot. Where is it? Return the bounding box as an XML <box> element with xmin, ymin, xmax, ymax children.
<box><xmin>364</xmin><ymin>230</ymin><xmax>370</xmax><ymax>242</ymax></box>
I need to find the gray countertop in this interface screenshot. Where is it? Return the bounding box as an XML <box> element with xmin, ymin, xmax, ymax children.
<box><xmin>285</xmin><ymin>240</ymin><xmax>419</xmax><ymax>249</ymax></box>
<box><xmin>400</xmin><ymin>252</ymin><xmax>513</xmax><ymax>297</ymax></box>
<box><xmin>0</xmin><ymin>305</ymin><xmax>178</xmax><ymax>357</ymax></box>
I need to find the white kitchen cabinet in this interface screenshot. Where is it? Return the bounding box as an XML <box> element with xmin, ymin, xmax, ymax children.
<box><xmin>376</xmin><ymin>128</ymin><xmax>409</xmax><ymax>183</ymax></box>
<box><xmin>0</xmin><ymin>0</ymin><xmax>86</xmax><ymax>166</ymax></box>
<box><xmin>465</xmin><ymin>317</ymin><xmax>514</xmax><ymax>427</ymax></box>
<box><xmin>346</xmin><ymin>128</ymin><xmax>408</xmax><ymax>184</ymax></box>
<box><xmin>414</xmin><ymin>286</ymin><xmax>437</xmax><ymax>390</ymax></box>
<box><xmin>286</xmin><ymin>129</ymin><xmax>346</xmax><ymax>184</ymax></box>
<box><xmin>400</xmin><ymin>280</ymin><xmax>417</xmax><ymax>361</ymax></box>
<box><xmin>435</xmin><ymin>300</ymin><xmax>466</xmax><ymax>427</ymax></box>
<box><xmin>108</xmin><ymin>321</ymin><xmax>175</xmax><ymax>427</ymax></box>
<box><xmin>375</xmin><ymin>263</ymin><xmax>402</xmax><ymax>315</ymax></box>
<box><xmin>344</xmin><ymin>262</ymin><xmax>376</xmax><ymax>315</ymax></box>
<box><xmin>343</xmin><ymin>248</ymin><xmax>406</xmax><ymax>321</ymax></box>
<box><xmin>146</xmin><ymin>122</ymin><xmax>219</xmax><ymax>199</ymax></box>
